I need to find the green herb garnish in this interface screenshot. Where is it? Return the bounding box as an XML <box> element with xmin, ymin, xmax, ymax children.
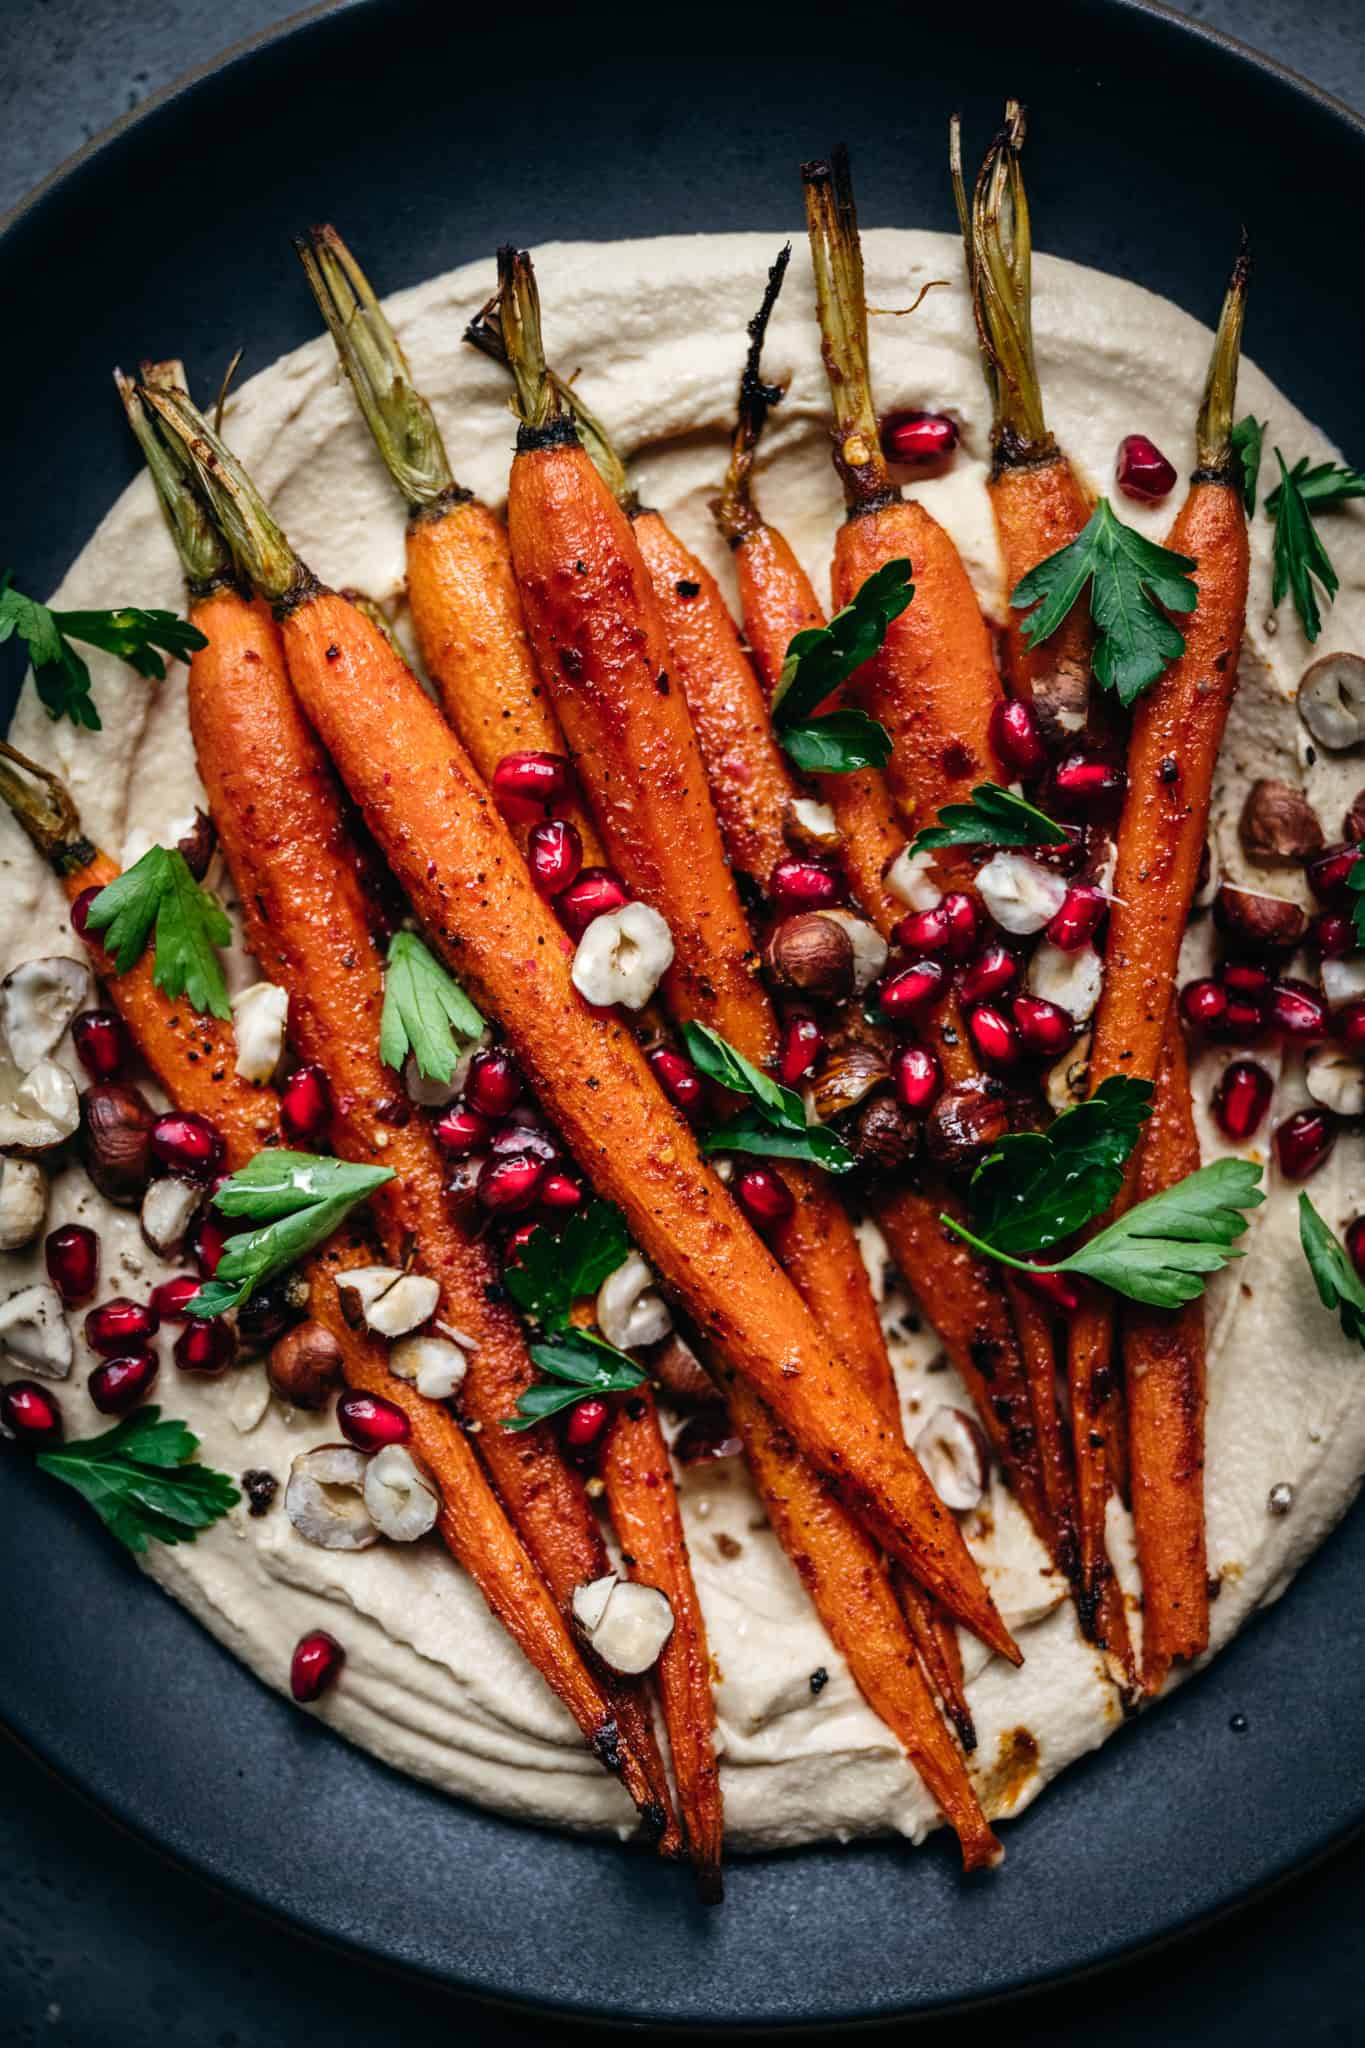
<box><xmin>1299</xmin><ymin>1193</ymin><xmax>1365</xmax><ymax>1350</ymax></box>
<box><xmin>500</xmin><ymin>1198</ymin><xmax>645</xmax><ymax>1428</ymax></box>
<box><xmin>35</xmin><ymin>1407</ymin><xmax>239</xmax><ymax>1553</ymax></box>
<box><xmin>504</xmin><ymin>1330</ymin><xmax>648</xmax><ymax>1430</ymax></box>
<box><xmin>1265</xmin><ymin>456</ymin><xmax>1365</xmax><ymax>514</ymax></box>
<box><xmin>379</xmin><ymin>930</ymin><xmax>484</xmax><ymax>1084</ymax></box>
<box><xmin>770</xmin><ymin>559</ymin><xmax>909</xmax><ymax>773</ymax></box>
<box><xmin>1346</xmin><ymin>847</ymin><xmax>1365</xmax><ymax>948</ymax></box>
<box><xmin>909</xmin><ymin>782</ymin><xmax>1069</xmax><ymax>857</ymax></box>
<box><xmin>85</xmin><ymin>845</ymin><xmax>232</xmax><ymax>1020</ymax></box>
<box><xmin>0</xmin><ymin>575</ymin><xmax>206</xmax><ymax>731</ymax></box>
<box><xmin>1011</xmin><ymin>497</ymin><xmax>1198</xmax><ymax>707</ymax></box>
<box><xmin>963</xmin><ymin>1078</ymin><xmax>1153</xmax><ymax>1256</ymax></box>
<box><xmin>188</xmin><ymin>1151</ymin><xmax>395</xmax><ymax>1316</ymax></box>
<box><xmin>679</xmin><ymin>1019</ymin><xmax>854</xmax><ymax>1173</ymax></box>
<box><xmin>1269</xmin><ymin>449</ymin><xmax>1341</xmax><ymax>643</ymax></box>
<box><xmin>1230</xmin><ymin>415</ymin><xmax>1265</xmax><ymax>517</ymax></box>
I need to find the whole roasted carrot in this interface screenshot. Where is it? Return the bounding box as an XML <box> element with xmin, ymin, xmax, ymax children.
<box><xmin>601</xmin><ymin>1389</ymin><xmax>724</xmax><ymax>1898</ymax></box>
<box><xmin>0</xmin><ymin>746</ymin><xmax>656</xmax><ymax>1810</ymax></box>
<box><xmin>145</xmin><ymin>383</ymin><xmax>1018</xmax><ymax>1665</ymax></box>
<box><xmin>295</xmin><ymin>228</ymin><xmax>603</xmax><ymax>863</ymax></box>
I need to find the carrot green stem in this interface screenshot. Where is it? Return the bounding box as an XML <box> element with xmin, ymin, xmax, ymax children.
<box><xmin>1195</xmin><ymin>234</ymin><xmax>1251</xmax><ymax>479</ymax></box>
<box><xmin>801</xmin><ymin>148</ymin><xmax>894</xmax><ymax>513</ymax></box>
<box><xmin>295</xmin><ymin>226</ymin><xmax>458</xmax><ymax>512</ymax></box>
<box><xmin>950</xmin><ymin>102</ymin><xmax>1053</xmax><ymax>471</ymax></box>
<box><xmin>115</xmin><ymin>362</ymin><xmax>234</xmax><ymax>592</ymax></box>
<box><xmin>713</xmin><ymin>244</ymin><xmax>791</xmax><ymax>546</ymax></box>
<box><xmin>137</xmin><ymin>384</ymin><xmax>315</xmax><ymax>611</ymax></box>
<box><xmin>487</xmin><ymin>245</ymin><xmax>565</xmax><ymax>439</ymax></box>
<box><xmin>0</xmin><ymin>741</ymin><xmax>95</xmax><ymax>873</ymax></box>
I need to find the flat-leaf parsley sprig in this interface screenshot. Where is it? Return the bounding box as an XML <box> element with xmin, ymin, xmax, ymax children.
<box><xmin>0</xmin><ymin>575</ymin><xmax>207</xmax><ymax>731</ymax></box>
<box><xmin>679</xmin><ymin>1020</ymin><xmax>855</xmax><ymax>1173</ymax></box>
<box><xmin>770</xmin><ymin>558</ymin><xmax>910</xmax><ymax>773</ymax></box>
<box><xmin>188</xmin><ymin>1151</ymin><xmax>395</xmax><ymax>1316</ymax></box>
<box><xmin>379</xmin><ymin>930</ymin><xmax>484</xmax><ymax>1085</ymax></box>
<box><xmin>500</xmin><ymin>1197</ymin><xmax>648</xmax><ymax>1427</ymax></box>
<box><xmin>35</xmin><ymin>1407</ymin><xmax>239</xmax><ymax>1553</ymax></box>
<box><xmin>1298</xmin><ymin>1194</ymin><xmax>1365</xmax><ymax>1351</ymax></box>
<box><xmin>909</xmin><ymin>783</ymin><xmax>1069</xmax><ymax>857</ymax></box>
<box><xmin>85</xmin><ymin>844</ymin><xmax>233</xmax><ymax>1020</ymax></box>
<box><xmin>1010</xmin><ymin>498</ymin><xmax>1198</xmax><ymax>707</ymax></box>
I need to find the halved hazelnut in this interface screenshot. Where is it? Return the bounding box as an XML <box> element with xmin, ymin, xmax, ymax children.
<box><xmin>821</xmin><ymin>912</ymin><xmax>889</xmax><ymax>994</ymax></box>
<box><xmin>389</xmin><ymin>1333</ymin><xmax>468</xmax><ymax>1399</ymax></box>
<box><xmin>285</xmin><ymin>1444</ymin><xmax>378</xmax><ymax>1549</ymax></box>
<box><xmin>0</xmin><ymin>1282</ymin><xmax>73</xmax><ymax>1378</ymax></box>
<box><xmin>783</xmin><ymin>796</ymin><xmax>841</xmax><ymax>854</ymax></box>
<box><xmin>572</xmin><ymin>1572</ymin><xmax>674</xmax><ymax>1674</ymax></box>
<box><xmin>811</xmin><ymin>1046</ymin><xmax>890</xmax><ymax>1122</ymax></box>
<box><xmin>141</xmin><ymin>1175</ymin><xmax>203</xmax><ymax>1258</ymax></box>
<box><xmin>597</xmin><ymin>1251</ymin><xmax>672</xmax><ymax>1352</ymax></box>
<box><xmin>0</xmin><ymin>1157</ymin><xmax>47</xmax><ymax>1250</ymax></box>
<box><xmin>1029</xmin><ymin>655</ymin><xmax>1090</xmax><ymax>741</ymax></box>
<box><xmin>924</xmin><ymin>1081</ymin><xmax>1011</xmax><ymax>1170</ymax></box>
<box><xmin>1298</xmin><ymin>652</ymin><xmax>1365</xmax><ymax>752</ymax></box>
<box><xmin>0</xmin><ymin>1060</ymin><xmax>81</xmax><ymax>1155</ymax></box>
<box><xmin>646</xmin><ymin>1331</ymin><xmax>713</xmax><ymax>1404</ymax></box>
<box><xmin>335</xmin><ymin>1265</ymin><xmax>439</xmax><ymax>1337</ymax></box>
<box><xmin>1213</xmin><ymin>884</ymin><xmax>1308</xmax><ymax>950</ymax></box>
<box><xmin>1305</xmin><ymin>1044</ymin><xmax>1365</xmax><ymax>1117</ymax></box>
<box><xmin>975</xmin><ymin>853</ymin><xmax>1069</xmax><ymax>935</ymax></box>
<box><xmin>363</xmin><ymin>1443</ymin><xmax>440</xmax><ymax>1542</ymax></box>
<box><xmin>231</xmin><ymin>981</ymin><xmax>289</xmax><ymax>1085</ymax></box>
<box><xmin>1238</xmin><ymin>779</ymin><xmax>1324</xmax><ymax>864</ymax></box>
<box><xmin>913</xmin><ymin>1404</ymin><xmax>989</xmax><ymax>1512</ymax></box>
<box><xmin>0</xmin><ymin>957</ymin><xmax>93</xmax><ymax>1071</ymax></box>
<box><xmin>766</xmin><ymin>912</ymin><xmax>855</xmax><ymax>1001</ymax></box>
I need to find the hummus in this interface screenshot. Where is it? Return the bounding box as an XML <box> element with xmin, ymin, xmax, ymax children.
<box><xmin>3</xmin><ymin>230</ymin><xmax>1365</xmax><ymax>1854</ymax></box>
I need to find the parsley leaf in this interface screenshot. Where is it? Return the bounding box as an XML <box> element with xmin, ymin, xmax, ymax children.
<box><xmin>966</xmin><ymin>1078</ymin><xmax>1153</xmax><ymax>1257</ymax></box>
<box><xmin>188</xmin><ymin>1150</ymin><xmax>395</xmax><ymax>1316</ymax></box>
<box><xmin>1298</xmin><ymin>1193</ymin><xmax>1365</xmax><ymax>1349</ymax></box>
<box><xmin>503</xmin><ymin>1198</ymin><xmax>631</xmax><ymax>1330</ymax></box>
<box><xmin>35</xmin><ymin>1407</ymin><xmax>239</xmax><ymax>1553</ymax></box>
<box><xmin>946</xmin><ymin>1157</ymin><xmax>1264</xmax><ymax>1308</ymax></box>
<box><xmin>1011</xmin><ymin>498</ymin><xmax>1198</xmax><ymax>707</ymax></box>
<box><xmin>504</xmin><ymin>1330</ymin><xmax>647</xmax><ymax>1430</ymax></box>
<box><xmin>0</xmin><ymin>576</ymin><xmax>206</xmax><ymax>731</ymax></box>
<box><xmin>679</xmin><ymin>1019</ymin><xmax>854</xmax><ymax>1173</ymax></box>
<box><xmin>1230</xmin><ymin>416</ymin><xmax>1265</xmax><ymax>517</ymax></box>
<box><xmin>1269</xmin><ymin>450</ymin><xmax>1341</xmax><ymax>642</ymax></box>
<box><xmin>909</xmin><ymin>782</ymin><xmax>1069</xmax><ymax>855</ymax></box>
<box><xmin>379</xmin><ymin>930</ymin><xmax>484</xmax><ymax>1084</ymax></box>
<box><xmin>1265</xmin><ymin>456</ymin><xmax>1365</xmax><ymax>514</ymax></box>
<box><xmin>769</xmin><ymin>560</ymin><xmax>909</xmax><ymax>775</ymax></box>
<box><xmin>85</xmin><ymin>845</ymin><xmax>232</xmax><ymax>1020</ymax></box>
<box><xmin>1346</xmin><ymin>847</ymin><xmax>1365</xmax><ymax>948</ymax></box>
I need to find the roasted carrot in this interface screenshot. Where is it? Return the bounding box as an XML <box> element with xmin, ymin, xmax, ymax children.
<box><xmin>295</xmin><ymin>228</ymin><xmax>603</xmax><ymax>863</ymax></box>
<box><xmin>1123</xmin><ymin>1022</ymin><xmax>1208</xmax><ymax>1691</ymax></box>
<box><xmin>601</xmin><ymin>1390</ymin><xmax>724</xmax><ymax>1897</ymax></box>
<box><xmin>0</xmin><ymin>743</ymin><xmax>660</xmax><ymax>1811</ymax></box>
<box><xmin>145</xmin><ymin>383</ymin><xmax>1018</xmax><ymax>1664</ymax></box>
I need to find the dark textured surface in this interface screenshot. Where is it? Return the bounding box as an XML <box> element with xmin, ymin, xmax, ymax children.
<box><xmin>2</xmin><ymin>0</ymin><xmax>1365</xmax><ymax>2039</ymax></box>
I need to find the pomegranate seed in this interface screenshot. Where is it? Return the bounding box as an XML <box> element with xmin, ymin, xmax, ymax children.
<box><xmin>291</xmin><ymin>1629</ymin><xmax>345</xmax><ymax>1703</ymax></box>
<box><xmin>733</xmin><ymin>1164</ymin><xmax>795</xmax><ymax>1231</ymax></box>
<box><xmin>150</xmin><ymin>1111</ymin><xmax>223</xmax><ymax>1180</ymax></box>
<box><xmin>45</xmin><ymin>1223</ymin><xmax>100</xmax><ymax>1304</ymax></box>
<box><xmin>69</xmin><ymin>886</ymin><xmax>105</xmax><ymax>943</ymax></box>
<box><xmin>989</xmin><ymin>697</ymin><xmax>1047</xmax><ymax>780</ymax></box>
<box><xmin>1018</xmin><ymin>1265</ymin><xmax>1081</xmax><ymax>1313</ymax></box>
<box><xmin>149</xmin><ymin>1274</ymin><xmax>201</xmax><ymax>1321</ymax></box>
<box><xmin>557</xmin><ymin>867</ymin><xmax>630</xmax><ymax>938</ymax></box>
<box><xmin>1346</xmin><ymin>1216</ymin><xmax>1365</xmax><ymax>1282</ymax></box>
<box><xmin>879</xmin><ymin>409</ymin><xmax>959</xmax><ymax>469</ymax></box>
<box><xmin>502</xmin><ymin>1221</ymin><xmax>541</xmax><ymax>1266</ymax></box>
<box><xmin>564</xmin><ymin>1397</ymin><xmax>609</xmax><ymax>1452</ymax></box>
<box><xmin>477</xmin><ymin>1152</ymin><xmax>545</xmax><ymax>1213</ymax></box>
<box><xmin>465</xmin><ymin>1048</ymin><xmax>523</xmax><ymax>1119</ymax></box>
<box><xmin>1051</xmin><ymin>752</ymin><xmax>1127</xmax><ymax>818</ymax></box>
<box><xmin>967</xmin><ymin>1004</ymin><xmax>1020</xmax><ymax>1072</ymax></box>
<box><xmin>878</xmin><ymin>958</ymin><xmax>947</xmax><ymax>1020</ymax></box>
<box><xmin>1338</xmin><ymin>1001</ymin><xmax>1365</xmax><ymax>1054</ymax></box>
<box><xmin>1271</xmin><ymin>979</ymin><xmax>1328</xmax><ymax>1042</ymax></box>
<box><xmin>1217</xmin><ymin>961</ymin><xmax>1272</xmax><ymax>1039</ymax></box>
<box><xmin>648</xmin><ymin>1045</ymin><xmax>705</xmax><ymax>1118</ymax></box>
<box><xmin>1212</xmin><ymin>1059</ymin><xmax>1273</xmax><ymax>1142</ymax></box>
<box><xmin>1115</xmin><ymin>432</ymin><xmax>1178</xmax><ymax>504</ymax></box>
<box><xmin>1312</xmin><ymin>911</ymin><xmax>1355</xmax><ymax>959</ymax></box>
<box><xmin>433</xmin><ymin>1104</ymin><xmax>493</xmax><ymax>1157</ymax></box>
<box><xmin>892</xmin><ymin>1043</ymin><xmax>942</xmax><ymax>1115</ymax></box>
<box><xmin>337</xmin><ymin>1388</ymin><xmax>411</xmax><ymax>1451</ymax></box>
<box><xmin>1046</xmin><ymin>884</ymin><xmax>1106</xmax><ymax>953</ymax></box>
<box><xmin>279</xmin><ymin>1064</ymin><xmax>331</xmax><ymax>1148</ymax></box>
<box><xmin>896</xmin><ymin>904</ymin><xmax>952</xmax><ymax>955</ymax></box>
<box><xmin>85</xmin><ymin>1296</ymin><xmax>159</xmax><ymax>1355</ymax></box>
<box><xmin>778</xmin><ymin>1013</ymin><xmax>824</xmax><ymax>1088</ymax></box>
<box><xmin>189</xmin><ymin>1212</ymin><xmax>229</xmax><ymax>1278</ymax></box>
<box><xmin>539</xmin><ymin>1169</ymin><xmax>584</xmax><ymax>1212</ymax></box>
<box><xmin>491</xmin><ymin>749</ymin><xmax>572</xmax><ymax>822</ymax></box>
<box><xmin>174</xmin><ymin>1316</ymin><xmax>237</xmax><ymax>1375</ymax></box>
<box><xmin>673</xmin><ymin>1409</ymin><xmax>744</xmax><ymax>1463</ymax></box>
<box><xmin>1307</xmin><ymin>843</ymin><xmax>1364</xmax><ymax>907</ymax></box>
<box><xmin>526</xmin><ymin>816</ymin><xmax>583</xmax><ymax>897</ymax></box>
<box><xmin>1274</xmin><ymin>1107</ymin><xmax>1336</xmax><ymax>1180</ymax></box>
<box><xmin>1</xmin><ymin>1379</ymin><xmax>63</xmax><ymax>1445</ymax></box>
<box><xmin>1179</xmin><ymin>978</ymin><xmax>1227</xmax><ymax>1032</ymax></box>
<box><xmin>1031</xmin><ymin>825</ymin><xmax>1090</xmax><ymax>875</ymax></box>
<box><xmin>769</xmin><ymin>855</ymin><xmax>842</xmax><ymax>913</ymax></box>
<box><xmin>1011</xmin><ymin>993</ymin><xmax>1076</xmax><ymax>1057</ymax></box>
<box><xmin>938</xmin><ymin>892</ymin><xmax>979</xmax><ymax>962</ymax></box>
<box><xmin>958</xmin><ymin>944</ymin><xmax>1020</xmax><ymax>1007</ymax></box>
<box><xmin>71</xmin><ymin>1008</ymin><xmax>130</xmax><ymax>1081</ymax></box>
<box><xmin>88</xmin><ymin>1350</ymin><xmax>159</xmax><ymax>1415</ymax></box>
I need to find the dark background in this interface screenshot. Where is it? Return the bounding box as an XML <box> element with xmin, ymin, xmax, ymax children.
<box><xmin>2</xmin><ymin>2</ymin><xmax>1364</xmax><ymax>2041</ymax></box>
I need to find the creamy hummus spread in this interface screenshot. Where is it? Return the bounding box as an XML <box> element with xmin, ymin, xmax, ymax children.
<box><xmin>3</xmin><ymin>230</ymin><xmax>1364</xmax><ymax>1852</ymax></box>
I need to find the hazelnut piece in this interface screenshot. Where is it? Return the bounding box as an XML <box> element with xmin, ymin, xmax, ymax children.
<box><xmin>1238</xmin><ymin>779</ymin><xmax>1324</xmax><ymax>864</ymax></box>
<box><xmin>766</xmin><ymin>913</ymin><xmax>855</xmax><ymax>1001</ymax></box>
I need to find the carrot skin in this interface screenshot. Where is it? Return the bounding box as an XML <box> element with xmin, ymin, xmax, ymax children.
<box><xmin>276</xmin><ymin>589</ymin><xmax>1017</xmax><ymax>1663</ymax></box>
<box><xmin>989</xmin><ymin>455</ymin><xmax>1094</xmax><ymax>708</ymax></box>
<box><xmin>602</xmin><ymin>1390</ymin><xmax>724</xmax><ymax>1897</ymax></box>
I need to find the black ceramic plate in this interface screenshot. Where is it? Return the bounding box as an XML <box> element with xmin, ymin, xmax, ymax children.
<box><xmin>2</xmin><ymin>0</ymin><xmax>1364</xmax><ymax>2026</ymax></box>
